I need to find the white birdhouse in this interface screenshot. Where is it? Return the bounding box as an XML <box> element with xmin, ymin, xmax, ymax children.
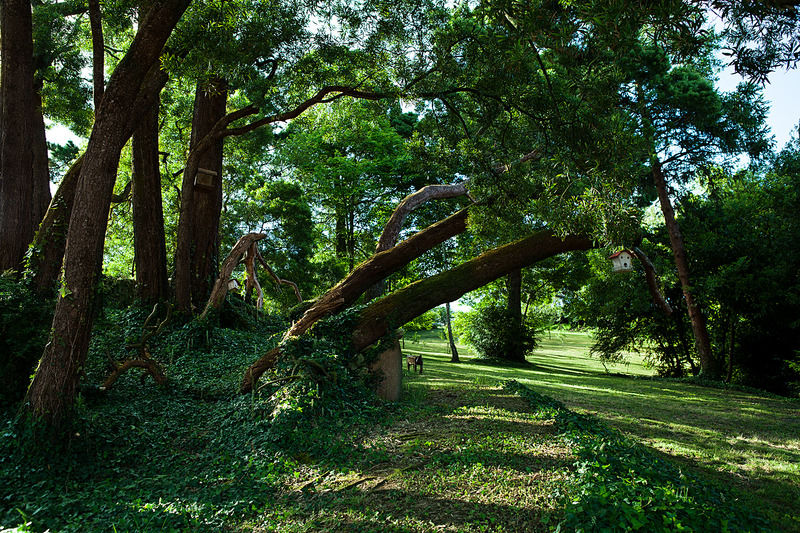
<box><xmin>194</xmin><ymin>168</ymin><xmax>218</xmax><ymax>190</ymax></box>
<box><xmin>609</xmin><ymin>250</ymin><xmax>634</xmax><ymax>273</ymax></box>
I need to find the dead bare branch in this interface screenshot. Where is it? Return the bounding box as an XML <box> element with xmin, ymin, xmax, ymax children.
<box><xmin>200</xmin><ymin>233</ymin><xmax>267</xmax><ymax>319</ymax></box>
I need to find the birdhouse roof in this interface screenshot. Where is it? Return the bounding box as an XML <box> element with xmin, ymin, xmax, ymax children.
<box><xmin>608</xmin><ymin>250</ymin><xmax>633</xmax><ymax>259</ymax></box>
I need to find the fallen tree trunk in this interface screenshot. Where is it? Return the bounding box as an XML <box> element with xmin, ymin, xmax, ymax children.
<box><xmin>284</xmin><ymin>208</ymin><xmax>469</xmax><ymax>340</ymax></box>
<box><xmin>350</xmin><ymin>232</ymin><xmax>593</xmax><ymax>352</ymax></box>
<box><xmin>241</xmin><ymin>230</ymin><xmax>592</xmax><ymax>392</ymax></box>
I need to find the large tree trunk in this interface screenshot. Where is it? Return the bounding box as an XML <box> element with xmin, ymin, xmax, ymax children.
<box><xmin>31</xmin><ymin>90</ymin><xmax>51</xmax><ymax>227</ymax></box>
<box><xmin>445</xmin><ymin>301</ymin><xmax>459</xmax><ymax>363</ymax></box>
<box><xmin>88</xmin><ymin>0</ymin><xmax>104</xmax><ymax>110</ymax></box>
<box><xmin>242</xmin><ymin>230</ymin><xmax>591</xmax><ymax>392</ymax></box>
<box><xmin>132</xmin><ymin>97</ymin><xmax>168</xmax><ymax>302</ymax></box>
<box><xmin>651</xmin><ymin>160</ymin><xmax>717</xmax><ymax>377</ymax></box>
<box><xmin>23</xmin><ymin>0</ymin><xmax>191</xmax><ymax>428</ymax></box>
<box><xmin>174</xmin><ymin>79</ymin><xmax>227</xmax><ymax>313</ymax></box>
<box><xmin>0</xmin><ymin>0</ymin><xmax>37</xmax><ymax>272</ymax></box>
<box><xmin>505</xmin><ymin>268</ymin><xmax>524</xmax><ymax>362</ymax></box>
<box><xmin>28</xmin><ymin>65</ymin><xmax>168</xmax><ymax>295</ymax></box>
<box><xmin>28</xmin><ymin>155</ymin><xmax>83</xmax><ymax>294</ymax></box>
<box><xmin>286</xmin><ymin>208</ymin><xmax>469</xmax><ymax>339</ymax></box>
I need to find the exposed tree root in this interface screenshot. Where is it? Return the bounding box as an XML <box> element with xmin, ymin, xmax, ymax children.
<box><xmin>101</xmin><ymin>302</ymin><xmax>171</xmax><ymax>391</ymax></box>
<box><xmin>101</xmin><ymin>356</ymin><xmax>167</xmax><ymax>390</ymax></box>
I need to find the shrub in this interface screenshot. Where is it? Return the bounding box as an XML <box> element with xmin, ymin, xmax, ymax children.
<box><xmin>0</xmin><ymin>275</ymin><xmax>54</xmax><ymax>405</ymax></box>
<box><xmin>460</xmin><ymin>304</ymin><xmax>538</xmax><ymax>362</ymax></box>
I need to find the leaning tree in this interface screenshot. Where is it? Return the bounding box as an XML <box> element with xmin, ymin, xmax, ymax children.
<box><xmin>23</xmin><ymin>0</ymin><xmax>193</xmax><ymax>426</ymax></box>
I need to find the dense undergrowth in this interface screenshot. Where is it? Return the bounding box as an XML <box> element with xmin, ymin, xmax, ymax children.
<box><xmin>505</xmin><ymin>380</ymin><xmax>776</xmax><ymax>532</ymax></box>
<box><xmin>0</xmin><ymin>298</ymin><xmax>393</xmax><ymax>532</ymax></box>
<box><xmin>0</xmin><ymin>297</ymin><xmax>785</xmax><ymax>531</ymax></box>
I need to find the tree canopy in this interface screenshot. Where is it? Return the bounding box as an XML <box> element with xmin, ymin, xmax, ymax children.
<box><xmin>0</xmin><ymin>0</ymin><xmax>798</xmax><ymax>429</ymax></box>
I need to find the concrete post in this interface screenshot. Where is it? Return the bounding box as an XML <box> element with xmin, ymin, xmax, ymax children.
<box><xmin>372</xmin><ymin>337</ymin><xmax>403</xmax><ymax>401</ymax></box>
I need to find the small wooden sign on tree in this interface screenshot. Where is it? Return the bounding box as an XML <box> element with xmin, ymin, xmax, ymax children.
<box><xmin>194</xmin><ymin>168</ymin><xmax>218</xmax><ymax>190</ymax></box>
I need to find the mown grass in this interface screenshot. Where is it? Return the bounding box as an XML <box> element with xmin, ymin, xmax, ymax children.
<box><xmin>404</xmin><ymin>329</ymin><xmax>800</xmax><ymax>531</ymax></box>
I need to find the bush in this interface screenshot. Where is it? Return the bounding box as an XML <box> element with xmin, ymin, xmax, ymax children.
<box><xmin>0</xmin><ymin>275</ymin><xmax>54</xmax><ymax>406</ymax></box>
<box><xmin>460</xmin><ymin>304</ymin><xmax>538</xmax><ymax>362</ymax></box>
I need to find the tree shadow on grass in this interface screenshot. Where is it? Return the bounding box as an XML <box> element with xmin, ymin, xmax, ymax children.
<box><xmin>268</xmin><ymin>487</ymin><xmax>560</xmax><ymax>532</ymax></box>
<box><xmin>248</xmin><ymin>386</ymin><xmax>573</xmax><ymax>532</ymax></box>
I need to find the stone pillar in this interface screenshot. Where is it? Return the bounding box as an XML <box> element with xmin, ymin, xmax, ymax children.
<box><xmin>372</xmin><ymin>338</ymin><xmax>403</xmax><ymax>401</ymax></box>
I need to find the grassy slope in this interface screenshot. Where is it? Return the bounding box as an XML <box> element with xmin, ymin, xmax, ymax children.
<box><xmin>403</xmin><ymin>329</ymin><xmax>800</xmax><ymax>531</ymax></box>
<box><xmin>242</xmin><ymin>385</ymin><xmax>574</xmax><ymax>532</ymax></box>
<box><xmin>2</xmin><ymin>323</ymin><xmax>797</xmax><ymax>532</ymax></box>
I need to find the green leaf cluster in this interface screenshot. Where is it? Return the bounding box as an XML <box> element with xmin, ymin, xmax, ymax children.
<box><xmin>506</xmin><ymin>380</ymin><xmax>776</xmax><ymax>532</ymax></box>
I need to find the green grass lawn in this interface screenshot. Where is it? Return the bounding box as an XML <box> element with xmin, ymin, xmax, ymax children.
<box><xmin>403</xmin><ymin>329</ymin><xmax>800</xmax><ymax>531</ymax></box>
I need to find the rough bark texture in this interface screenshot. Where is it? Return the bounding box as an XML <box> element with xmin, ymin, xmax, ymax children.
<box><xmin>172</xmin><ymin>85</ymin><xmax>387</xmax><ymax>314</ymax></box>
<box><xmin>446</xmin><ymin>301</ymin><xmax>459</xmax><ymax>362</ymax></box>
<box><xmin>241</xmin><ymin>229</ymin><xmax>590</xmax><ymax>392</ymax></box>
<box><xmin>88</xmin><ymin>0</ymin><xmax>104</xmax><ymax>110</ymax></box>
<box><xmin>0</xmin><ymin>0</ymin><xmax>37</xmax><ymax>272</ymax></box>
<box><xmin>29</xmin><ymin>64</ymin><xmax>168</xmax><ymax>295</ymax></box>
<box><xmin>174</xmin><ymin>79</ymin><xmax>227</xmax><ymax>313</ymax></box>
<box><xmin>285</xmin><ymin>209</ymin><xmax>469</xmax><ymax>340</ymax></box>
<box><xmin>31</xmin><ymin>90</ymin><xmax>51</xmax><ymax>228</ymax></box>
<box><xmin>200</xmin><ymin>232</ymin><xmax>266</xmax><ymax>319</ymax></box>
<box><xmin>23</xmin><ymin>0</ymin><xmax>191</xmax><ymax>427</ymax></box>
<box><xmin>351</xmin><ymin>233</ymin><xmax>592</xmax><ymax>352</ymax></box>
<box><xmin>28</xmin><ymin>155</ymin><xmax>83</xmax><ymax>294</ymax></box>
<box><xmin>651</xmin><ymin>161</ymin><xmax>717</xmax><ymax>376</ymax></box>
<box><xmin>132</xmin><ymin>97</ymin><xmax>168</xmax><ymax>302</ymax></box>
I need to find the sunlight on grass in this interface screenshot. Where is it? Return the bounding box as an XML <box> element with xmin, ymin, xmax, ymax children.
<box><xmin>402</xmin><ymin>329</ymin><xmax>800</xmax><ymax>532</ymax></box>
<box><xmin>246</xmin><ymin>386</ymin><xmax>573</xmax><ymax>532</ymax></box>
